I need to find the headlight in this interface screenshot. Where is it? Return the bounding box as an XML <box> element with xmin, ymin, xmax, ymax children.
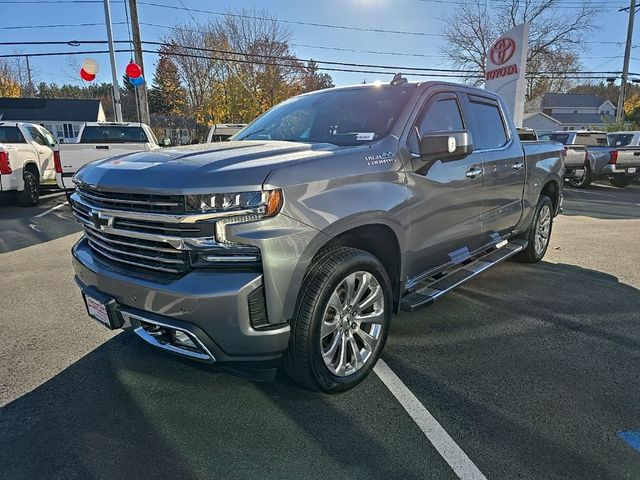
<box><xmin>184</xmin><ymin>189</ymin><xmax>282</xmax><ymax>217</ymax></box>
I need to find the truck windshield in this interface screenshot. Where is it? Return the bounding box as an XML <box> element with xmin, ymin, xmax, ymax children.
<box><xmin>79</xmin><ymin>126</ymin><xmax>149</xmax><ymax>143</ymax></box>
<box><xmin>608</xmin><ymin>134</ymin><xmax>634</xmax><ymax>147</ymax></box>
<box><xmin>234</xmin><ymin>86</ymin><xmax>414</xmax><ymax>146</ymax></box>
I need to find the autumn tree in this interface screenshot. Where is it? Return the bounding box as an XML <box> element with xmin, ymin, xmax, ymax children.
<box><xmin>0</xmin><ymin>60</ymin><xmax>21</xmax><ymax>97</ymax></box>
<box><xmin>623</xmin><ymin>91</ymin><xmax>640</xmax><ymax>126</ymax></box>
<box><xmin>165</xmin><ymin>7</ymin><xmax>332</xmax><ymax>130</ymax></box>
<box><xmin>148</xmin><ymin>49</ymin><xmax>187</xmax><ymax>115</ymax></box>
<box><xmin>440</xmin><ymin>0</ymin><xmax>599</xmax><ymax>96</ymax></box>
<box><xmin>300</xmin><ymin>60</ymin><xmax>334</xmax><ymax>93</ymax></box>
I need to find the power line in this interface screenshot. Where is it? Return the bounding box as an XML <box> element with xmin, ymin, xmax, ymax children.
<box><xmin>141</xmin><ymin>40</ymin><xmax>626</xmax><ymax>76</ymax></box>
<box><xmin>138</xmin><ymin>2</ymin><xmax>443</xmax><ymax>37</ymax></box>
<box><xmin>3</xmin><ymin>46</ymin><xmax>631</xmax><ymax>80</ymax></box>
<box><xmin>0</xmin><ymin>21</ymin><xmax>129</xmax><ymax>30</ymax></box>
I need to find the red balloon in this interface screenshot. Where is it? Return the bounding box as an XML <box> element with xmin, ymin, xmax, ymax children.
<box><xmin>125</xmin><ymin>62</ymin><xmax>142</xmax><ymax>78</ymax></box>
<box><xmin>80</xmin><ymin>68</ymin><xmax>96</xmax><ymax>81</ymax></box>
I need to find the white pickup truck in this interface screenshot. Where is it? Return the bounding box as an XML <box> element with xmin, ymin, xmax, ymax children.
<box><xmin>205</xmin><ymin>124</ymin><xmax>246</xmax><ymax>142</ymax></box>
<box><xmin>56</xmin><ymin>122</ymin><xmax>159</xmax><ymax>190</ymax></box>
<box><xmin>0</xmin><ymin>122</ymin><xmax>60</xmax><ymax>206</ymax></box>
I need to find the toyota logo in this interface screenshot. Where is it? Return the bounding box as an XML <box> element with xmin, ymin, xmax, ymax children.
<box><xmin>489</xmin><ymin>37</ymin><xmax>516</xmax><ymax>65</ymax></box>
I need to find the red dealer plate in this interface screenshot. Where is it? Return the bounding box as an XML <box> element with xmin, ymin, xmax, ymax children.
<box><xmin>84</xmin><ymin>293</ymin><xmax>111</xmax><ymax>327</ymax></box>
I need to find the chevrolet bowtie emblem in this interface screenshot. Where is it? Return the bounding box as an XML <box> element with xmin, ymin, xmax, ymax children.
<box><xmin>90</xmin><ymin>210</ymin><xmax>112</xmax><ymax>230</ymax></box>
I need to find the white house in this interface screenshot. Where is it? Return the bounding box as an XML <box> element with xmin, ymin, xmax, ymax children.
<box><xmin>523</xmin><ymin>93</ymin><xmax>616</xmax><ymax>131</ymax></box>
<box><xmin>0</xmin><ymin>97</ymin><xmax>106</xmax><ymax>142</ymax></box>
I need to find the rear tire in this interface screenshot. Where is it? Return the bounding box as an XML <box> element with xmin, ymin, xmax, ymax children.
<box><xmin>284</xmin><ymin>247</ymin><xmax>392</xmax><ymax>393</ymax></box>
<box><xmin>609</xmin><ymin>177</ymin><xmax>632</xmax><ymax>188</ymax></box>
<box><xmin>513</xmin><ymin>194</ymin><xmax>553</xmax><ymax>263</ymax></box>
<box><xmin>17</xmin><ymin>170</ymin><xmax>40</xmax><ymax>207</ymax></box>
<box><xmin>568</xmin><ymin>170</ymin><xmax>592</xmax><ymax>188</ymax></box>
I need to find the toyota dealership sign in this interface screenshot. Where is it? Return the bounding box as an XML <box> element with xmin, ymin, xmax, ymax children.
<box><xmin>485</xmin><ymin>23</ymin><xmax>530</xmax><ymax>127</ymax></box>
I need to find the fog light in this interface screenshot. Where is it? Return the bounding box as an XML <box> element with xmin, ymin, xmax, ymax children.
<box><xmin>172</xmin><ymin>330</ymin><xmax>197</xmax><ymax>350</ymax></box>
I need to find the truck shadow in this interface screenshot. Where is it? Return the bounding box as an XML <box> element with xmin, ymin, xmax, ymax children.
<box><xmin>0</xmin><ymin>335</ymin><xmax>444</xmax><ymax>480</ymax></box>
<box><xmin>384</xmin><ymin>260</ymin><xmax>640</xmax><ymax>479</ymax></box>
<box><xmin>1</xmin><ymin>261</ymin><xmax>638</xmax><ymax>480</ymax></box>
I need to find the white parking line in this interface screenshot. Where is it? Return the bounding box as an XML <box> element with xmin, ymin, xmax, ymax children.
<box><xmin>39</xmin><ymin>191</ymin><xmax>66</xmax><ymax>200</ymax></box>
<box><xmin>34</xmin><ymin>201</ymin><xmax>67</xmax><ymax>218</ymax></box>
<box><xmin>374</xmin><ymin>359</ymin><xmax>488</xmax><ymax>480</ymax></box>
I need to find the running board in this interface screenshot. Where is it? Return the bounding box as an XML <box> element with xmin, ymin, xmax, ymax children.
<box><xmin>401</xmin><ymin>239</ymin><xmax>527</xmax><ymax>312</ymax></box>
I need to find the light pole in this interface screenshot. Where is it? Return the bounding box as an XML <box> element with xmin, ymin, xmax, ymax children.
<box><xmin>104</xmin><ymin>0</ymin><xmax>123</xmax><ymax>122</ymax></box>
<box><xmin>616</xmin><ymin>0</ymin><xmax>636</xmax><ymax>123</ymax></box>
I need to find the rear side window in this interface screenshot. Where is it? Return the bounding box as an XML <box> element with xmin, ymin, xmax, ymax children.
<box><xmin>0</xmin><ymin>126</ymin><xmax>26</xmax><ymax>143</ymax></box>
<box><xmin>575</xmin><ymin>133</ymin><xmax>607</xmax><ymax>146</ymax></box>
<box><xmin>466</xmin><ymin>98</ymin><xmax>508</xmax><ymax>150</ymax></box>
<box><xmin>550</xmin><ymin>134</ymin><xmax>570</xmax><ymax>144</ymax></box>
<box><xmin>26</xmin><ymin>126</ymin><xmax>48</xmax><ymax>146</ymax></box>
<box><xmin>608</xmin><ymin>134</ymin><xmax>634</xmax><ymax>147</ymax></box>
<box><xmin>80</xmin><ymin>126</ymin><xmax>149</xmax><ymax>143</ymax></box>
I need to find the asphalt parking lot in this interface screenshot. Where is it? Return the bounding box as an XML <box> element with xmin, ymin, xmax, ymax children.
<box><xmin>1</xmin><ymin>183</ymin><xmax>639</xmax><ymax>480</ymax></box>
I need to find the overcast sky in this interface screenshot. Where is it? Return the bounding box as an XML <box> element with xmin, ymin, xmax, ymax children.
<box><xmin>1</xmin><ymin>0</ymin><xmax>637</xmax><ymax>88</ymax></box>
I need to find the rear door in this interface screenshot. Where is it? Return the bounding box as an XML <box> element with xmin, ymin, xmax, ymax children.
<box><xmin>24</xmin><ymin>126</ymin><xmax>55</xmax><ymax>180</ymax></box>
<box><xmin>462</xmin><ymin>94</ymin><xmax>525</xmax><ymax>238</ymax></box>
<box><xmin>405</xmin><ymin>91</ymin><xmax>485</xmax><ymax>277</ymax></box>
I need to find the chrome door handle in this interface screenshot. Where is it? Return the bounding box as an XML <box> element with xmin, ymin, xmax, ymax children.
<box><xmin>513</xmin><ymin>162</ymin><xmax>524</xmax><ymax>170</ymax></box>
<box><xmin>38</xmin><ymin>150</ymin><xmax>46</xmax><ymax>154</ymax></box>
<box><xmin>466</xmin><ymin>167</ymin><xmax>483</xmax><ymax>179</ymax></box>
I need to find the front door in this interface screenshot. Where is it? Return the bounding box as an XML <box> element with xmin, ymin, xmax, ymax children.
<box><xmin>405</xmin><ymin>91</ymin><xmax>485</xmax><ymax>279</ymax></box>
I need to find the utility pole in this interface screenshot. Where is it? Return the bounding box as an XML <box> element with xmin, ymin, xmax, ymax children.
<box><xmin>616</xmin><ymin>0</ymin><xmax>636</xmax><ymax>123</ymax></box>
<box><xmin>25</xmin><ymin>55</ymin><xmax>34</xmax><ymax>96</ymax></box>
<box><xmin>128</xmin><ymin>0</ymin><xmax>150</xmax><ymax>125</ymax></box>
<box><xmin>104</xmin><ymin>0</ymin><xmax>123</xmax><ymax>122</ymax></box>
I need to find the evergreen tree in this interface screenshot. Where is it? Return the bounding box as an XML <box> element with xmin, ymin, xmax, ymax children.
<box><xmin>301</xmin><ymin>60</ymin><xmax>334</xmax><ymax>93</ymax></box>
<box><xmin>148</xmin><ymin>51</ymin><xmax>187</xmax><ymax>115</ymax></box>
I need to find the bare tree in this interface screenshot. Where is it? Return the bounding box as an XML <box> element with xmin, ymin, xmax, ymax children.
<box><xmin>165</xmin><ymin>8</ymin><xmax>307</xmax><ymax>126</ymax></box>
<box><xmin>441</xmin><ymin>0</ymin><xmax>599</xmax><ymax>95</ymax></box>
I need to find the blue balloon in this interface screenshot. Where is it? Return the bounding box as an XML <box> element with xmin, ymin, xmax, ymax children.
<box><xmin>129</xmin><ymin>75</ymin><xmax>145</xmax><ymax>87</ymax></box>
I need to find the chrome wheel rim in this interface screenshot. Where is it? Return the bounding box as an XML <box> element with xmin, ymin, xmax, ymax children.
<box><xmin>320</xmin><ymin>271</ymin><xmax>384</xmax><ymax>377</ymax></box>
<box><xmin>534</xmin><ymin>204</ymin><xmax>551</xmax><ymax>256</ymax></box>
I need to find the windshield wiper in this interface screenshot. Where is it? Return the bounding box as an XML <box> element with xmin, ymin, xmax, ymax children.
<box><xmin>237</xmin><ymin>128</ymin><xmax>268</xmax><ymax>141</ymax></box>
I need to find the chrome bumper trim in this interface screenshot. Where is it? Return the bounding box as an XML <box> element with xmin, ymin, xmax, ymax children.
<box><xmin>122</xmin><ymin>311</ymin><xmax>216</xmax><ymax>363</ymax></box>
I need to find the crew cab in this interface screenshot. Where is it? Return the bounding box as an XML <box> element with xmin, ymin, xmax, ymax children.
<box><xmin>0</xmin><ymin>122</ymin><xmax>60</xmax><ymax>206</ymax></box>
<box><xmin>56</xmin><ymin>122</ymin><xmax>159</xmax><ymax>190</ymax></box>
<box><xmin>69</xmin><ymin>79</ymin><xmax>563</xmax><ymax>393</ymax></box>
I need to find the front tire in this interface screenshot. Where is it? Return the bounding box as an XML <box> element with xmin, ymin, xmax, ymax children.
<box><xmin>284</xmin><ymin>247</ymin><xmax>392</xmax><ymax>393</ymax></box>
<box><xmin>609</xmin><ymin>177</ymin><xmax>632</xmax><ymax>188</ymax></box>
<box><xmin>17</xmin><ymin>170</ymin><xmax>40</xmax><ymax>207</ymax></box>
<box><xmin>514</xmin><ymin>194</ymin><xmax>554</xmax><ymax>263</ymax></box>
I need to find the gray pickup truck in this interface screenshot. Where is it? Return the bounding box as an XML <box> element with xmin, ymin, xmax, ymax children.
<box><xmin>545</xmin><ymin>130</ymin><xmax>640</xmax><ymax>188</ymax></box>
<box><xmin>70</xmin><ymin>79</ymin><xmax>564</xmax><ymax>392</ymax></box>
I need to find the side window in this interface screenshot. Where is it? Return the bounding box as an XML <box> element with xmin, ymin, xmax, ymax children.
<box><xmin>40</xmin><ymin>128</ymin><xmax>58</xmax><ymax>148</ymax></box>
<box><xmin>26</xmin><ymin>127</ymin><xmax>47</xmax><ymax>146</ymax></box>
<box><xmin>409</xmin><ymin>96</ymin><xmax>464</xmax><ymax>151</ymax></box>
<box><xmin>466</xmin><ymin>98</ymin><xmax>508</xmax><ymax>150</ymax></box>
<box><xmin>418</xmin><ymin>98</ymin><xmax>464</xmax><ymax>134</ymax></box>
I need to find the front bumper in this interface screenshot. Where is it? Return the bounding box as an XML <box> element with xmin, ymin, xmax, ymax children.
<box><xmin>72</xmin><ymin>238</ymin><xmax>290</xmax><ymax>363</ymax></box>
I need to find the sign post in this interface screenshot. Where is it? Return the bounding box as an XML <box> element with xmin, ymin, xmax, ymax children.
<box><xmin>485</xmin><ymin>23</ymin><xmax>530</xmax><ymax>127</ymax></box>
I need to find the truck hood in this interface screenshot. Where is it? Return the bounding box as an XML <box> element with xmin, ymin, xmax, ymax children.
<box><xmin>73</xmin><ymin>140</ymin><xmax>339</xmax><ymax>194</ymax></box>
